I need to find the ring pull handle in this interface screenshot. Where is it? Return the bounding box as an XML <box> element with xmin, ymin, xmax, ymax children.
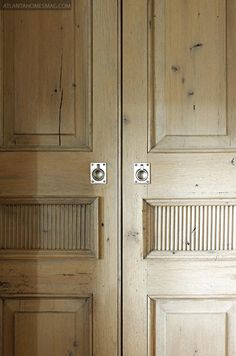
<box><xmin>134</xmin><ymin>163</ymin><xmax>150</xmax><ymax>184</ymax></box>
<box><xmin>90</xmin><ymin>163</ymin><xmax>107</xmax><ymax>184</ymax></box>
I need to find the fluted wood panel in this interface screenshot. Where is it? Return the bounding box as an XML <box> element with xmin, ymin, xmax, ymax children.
<box><xmin>0</xmin><ymin>197</ymin><xmax>99</xmax><ymax>257</ymax></box>
<box><xmin>144</xmin><ymin>199</ymin><xmax>236</xmax><ymax>257</ymax></box>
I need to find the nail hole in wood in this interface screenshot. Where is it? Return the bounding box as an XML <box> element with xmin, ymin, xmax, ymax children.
<box><xmin>188</xmin><ymin>91</ymin><xmax>194</xmax><ymax>96</ymax></box>
<box><xmin>171</xmin><ymin>65</ymin><xmax>180</xmax><ymax>72</ymax></box>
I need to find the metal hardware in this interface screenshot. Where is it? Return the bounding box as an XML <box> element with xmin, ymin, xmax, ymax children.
<box><xmin>90</xmin><ymin>163</ymin><xmax>107</xmax><ymax>184</ymax></box>
<box><xmin>134</xmin><ymin>163</ymin><xmax>150</xmax><ymax>184</ymax></box>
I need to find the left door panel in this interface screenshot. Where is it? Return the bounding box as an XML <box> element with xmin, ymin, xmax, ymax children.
<box><xmin>0</xmin><ymin>1</ymin><xmax>120</xmax><ymax>355</ymax></box>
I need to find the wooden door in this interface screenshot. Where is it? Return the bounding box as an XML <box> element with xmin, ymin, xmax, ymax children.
<box><xmin>123</xmin><ymin>0</ymin><xmax>236</xmax><ymax>355</ymax></box>
<box><xmin>0</xmin><ymin>1</ymin><xmax>120</xmax><ymax>355</ymax></box>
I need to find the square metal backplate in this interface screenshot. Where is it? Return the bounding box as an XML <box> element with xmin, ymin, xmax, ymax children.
<box><xmin>134</xmin><ymin>163</ymin><xmax>150</xmax><ymax>184</ymax></box>
<box><xmin>90</xmin><ymin>163</ymin><xmax>107</xmax><ymax>184</ymax></box>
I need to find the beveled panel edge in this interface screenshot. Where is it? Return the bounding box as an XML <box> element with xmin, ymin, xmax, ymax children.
<box><xmin>147</xmin><ymin>295</ymin><xmax>235</xmax><ymax>356</ymax></box>
<box><xmin>147</xmin><ymin>0</ymin><xmax>157</xmax><ymax>153</ymax></box>
<box><xmin>3</xmin><ymin>293</ymin><xmax>93</xmax><ymax>309</ymax></box>
<box><xmin>148</xmin><ymin>296</ymin><xmax>156</xmax><ymax>356</ymax></box>
<box><xmin>0</xmin><ymin>145</ymin><xmax>93</xmax><ymax>153</ymax></box>
<box><xmin>3</xmin><ymin>294</ymin><xmax>93</xmax><ymax>356</ymax></box>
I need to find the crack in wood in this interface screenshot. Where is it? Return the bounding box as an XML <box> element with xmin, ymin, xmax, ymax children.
<box><xmin>58</xmin><ymin>51</ymin><xmax>64</xmax><ymax>146</ymax></box>
<box><xmin>59</xmin><ymin>52</ymin><xmax>63</xmax><ymax>91</ymax></box>
<box><xmin>58</xmin><ymin>89</ymin><xmax>64</xmax><ymax>147</ymax></box>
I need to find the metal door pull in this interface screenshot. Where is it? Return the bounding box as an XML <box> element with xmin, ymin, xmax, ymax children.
<box><xmin>134</xmin><ymin>163</ymin><xmax>150</xmax><ymax>184</ymax></box>
<box><xmin>90</xmin><ymin>163</ymin><xmax>107</xmax><ymax>184</ymax></box>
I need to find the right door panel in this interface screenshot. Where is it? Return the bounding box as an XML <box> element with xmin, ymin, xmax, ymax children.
<box><xmin>123</xmin><ymin>0</ymin><xmax>236</xmax><ymax>355</ymax></box>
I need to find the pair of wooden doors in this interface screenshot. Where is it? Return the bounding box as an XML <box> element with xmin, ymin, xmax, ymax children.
<box><xmin>1</xmin><ymin>0</ymin><xmax>236</xmax><ymax>355</ymax></box>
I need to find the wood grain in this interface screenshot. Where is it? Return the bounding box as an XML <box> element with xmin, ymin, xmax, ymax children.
<box><xmin>3</xmin><ymin>0</ymin><xmax>92</xmax><ymax>150</ymax></box>
<box><xmin>0</xmin><ymin>197</ymin><xmax>99</xmax><ymax>258</ymax></box>
<box><xmin>148</xmin><ymin>297</ymin><xmax>236</xmax><ymax>356</ymax></box>
<box><xmin>144</xmin><ymin>199</ymin><xmax>236</xmax><ymax>257</ymax></box>
<box><xmin>4</xmin><ymin>297</ymin><xmax>92</xmax><ymax>356</ymax></box>
<box><xmin>148</xmin><ymin>0</ymin><xmax>236</xmax><ymax>152</ymax></box>
<box><xmin>0</xmin><ymin>0</ymin><xmax>120</xmax><ymax>354</ymax></box>
<box><xmin>123</xmin><ymin>0</ymin><xmax>236</xmax><ymax>355</ymax></box>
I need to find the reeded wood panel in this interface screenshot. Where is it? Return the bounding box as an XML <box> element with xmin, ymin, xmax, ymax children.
<box><xmin>148</xmin><ymin>297</ymin><xmax>236</xmax><ymax>356</ymax></box>
<box><xmin>148</xmin><ymin>0</ymin><xmax>236</xmax><ymax>152</ymax></box>
<box><xmin>4</xmin><ymin>297</ymin><xmax>92</xmax><ymax>356</ymax></box>
<box><xmin>2</xmin><ymin>0</ymin><xmax>92</xmax><ymax>150</ymax></box>
<box><xmin>143</xmin><ymin>199</ymin><xmax>236</xmax><ymax>258</ymax></box>
<box><xmin>0</xmin><ymin>197</ymin><xmax>99</xmax><ymax>258</ymax></box>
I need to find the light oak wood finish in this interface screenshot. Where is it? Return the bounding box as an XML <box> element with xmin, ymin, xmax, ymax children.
<box><xmin>123</xmin><ymin>0</ymin><xmax>236</xmax><ymax>355</ymax></box>
<box><xmin>0</xmin><ymin>197</ymin><xmax>99</xmax><ymax>258</ymax></box>
<box><xmin>4</xmin><ymin>297</ymin><xmax>92</xmax><ymax>356</ymax></box>
<box><xmin>144</xmin><ymin>199</ymin><xmax>236</xmax><ymax>258</ymax></box>
<box><xmin>0</xmin><ymin>1</ymin><xmax>120</xmax><ymax>355</ymax></box>
<box><xmin>148</xmin><ymin>0</ymin><xmax>236</xmax><ymax>152</ymax></box>
<box><xmin>3</xmin><ymin>0</ymin><xmax>92</xmax><ymax>150</ymax></box>
<box><xmin>148</xmin><ymin>297</ymin><xmax>236</xmax><ymax>356</ymax></box>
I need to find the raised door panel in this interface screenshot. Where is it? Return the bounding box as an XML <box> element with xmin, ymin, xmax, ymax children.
<box><xmin>148</xmin><ymin>0</ymin><xmax>236</xmax><ymax>151</ymax></box>
<box><xmin>149</xmin><ymin>298</ymin><xmax>236</xmax><ymax>356</ymax></box>
<box><xmin>3</xmin><ymin>297</ymin><xmax>92</xmax><ymax>356</ymax></box>
<box><xmin>2</xmin><ymin>0</ymin><xmax>92</xmax><ymax>150</ymax></box>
